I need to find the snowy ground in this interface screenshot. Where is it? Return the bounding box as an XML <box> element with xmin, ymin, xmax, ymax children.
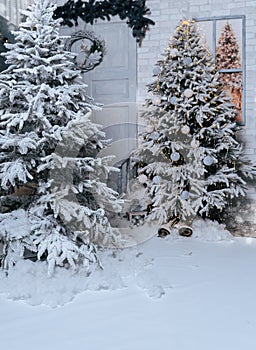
<box><xmin>1</xmin><ymin>219</ymin><xmax>256</xmax><ymax>350</ymax></box>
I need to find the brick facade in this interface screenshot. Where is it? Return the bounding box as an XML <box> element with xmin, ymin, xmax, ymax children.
<box><xmin>137</xmin><ymin>0</ymin><xmax>256</xmax><ymax>201</ymax></box>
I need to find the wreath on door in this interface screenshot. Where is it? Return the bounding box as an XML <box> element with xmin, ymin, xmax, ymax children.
<box><xmin>64</xmin><ymin>29</ymin><xmax>106</xmax><ymax>72</ymax></box>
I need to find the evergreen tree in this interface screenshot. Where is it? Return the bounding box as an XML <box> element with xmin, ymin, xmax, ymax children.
<box><xmin>216</xmin><ymin>22</ymin><xmax>242</xmax><ymax>123</ymax></box>
<box><xmin>135</xmin><ymin>19</ymin><xmax>256</xmax><ymax>226</ymax></box>
<box><xmin>0</xmin><ymin>0</ymin><xmax>122</xmax><ymax>275</ymax></box>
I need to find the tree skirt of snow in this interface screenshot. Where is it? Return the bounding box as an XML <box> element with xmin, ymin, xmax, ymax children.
<box><xmin>2</xmin><ymin>219</ymin><xmax>256</xmax><ymax>350</ymax></box>
<box><xmin>0</xmin><ymin>209</ymin><xmax>31</xmax><ymax>239</ymax></box>
<box><xmin>0</xmin><ymin>245</ymin><xmax>154</xmax><ymax>307</ymax></box>
<box><xmin>190</xmin><ymin>218</ymin><xmax>233</xmax><ymax>241</ymax></box>
<box><xmin>0</xmin><ymin>218</ymin><xmax>232</xmax><ymax>307</ymax></box>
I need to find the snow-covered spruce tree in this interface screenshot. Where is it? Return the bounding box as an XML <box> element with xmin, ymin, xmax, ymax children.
<box><xmin>216</xmin><ymin>22</ymin><xmax>242</xmax><ymax>123</ymax></box>
<box><xmin>0</xmin><ymin>0</ymin><xmax>123</xmax><ymax>275</ymax></box>
<box><xmin>134</xmin><ymin>19</ymin><xmax>256</xmax><ymax>226</ymax></box>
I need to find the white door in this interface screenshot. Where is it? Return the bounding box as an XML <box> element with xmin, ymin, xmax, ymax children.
<box><xmin>84</xmin><ymin>18</ymin><xmax>137</xmax><ymax>166</ymax></box>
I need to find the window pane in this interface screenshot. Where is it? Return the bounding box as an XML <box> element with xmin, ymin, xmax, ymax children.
<box><xmin>195</xmin><ymin>16</ymin><xmax>245</xmax><ymax>125</ymax></box>
<box><xmin>219</xmin><ymin>72</ymin><xmax>243</xmax><ymax>124</ymax></box>
<box><xmin>216</xmin><ymin>19</ymin><xmax>243</xmax><ymax>70</ymax></box>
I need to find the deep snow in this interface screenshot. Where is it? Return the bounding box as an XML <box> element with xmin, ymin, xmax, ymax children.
<box><xmin>1</xmin><ymin>219</ymin><xmax>256</xmax><ymax>350</ymax></box>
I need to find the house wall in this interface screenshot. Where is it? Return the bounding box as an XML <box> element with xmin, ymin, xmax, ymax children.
<box><xmin>0</xmin><ymin>0</ymin><xmax>31</xmax><ymax>26</ymax></box>
<box><xmin>137</xmin><ymin>0</ymin><xmax>256</xmax><ymax>201</ymax></box>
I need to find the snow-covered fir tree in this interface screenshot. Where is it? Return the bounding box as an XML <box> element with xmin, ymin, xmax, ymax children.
<box><xmin>134</xmin><ymin>19</ymin><xmax>256</xmax><ymax>226</ymax></box>
<box><xmin>216</xmin><ymin>22</ymin><xmax>242</xmax><ymax>123</ymax></box>
<box><xmin>0</xmin><ymin>0</ymin><xmax>123</xmax><ymax>275</ymax></box>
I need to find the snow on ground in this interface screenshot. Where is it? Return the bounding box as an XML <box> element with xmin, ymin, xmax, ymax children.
<box><xmin>1</xmin><ymin>219</ymin><xmax>256</xmax><ymax>350</ymax></box>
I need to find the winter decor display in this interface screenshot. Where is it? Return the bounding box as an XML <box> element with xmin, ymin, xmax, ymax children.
<box><xmin>54</xmin><ymin>0</ymin><xmax>155</xmax><ymax>45</ymax></box>
<box><xmin>64</xmin><ymin>30</ymin><xmax>106</xmax><ymax>72</ymax></box>
<box><xmin>0</xmin><ymin>0</ymin><xmax>123</xmax><ymax>276</ymax></box>
<box><xmin>180</xmin><ymin>190</ymin><xmax>190</xmax><ymax>200</ymax></box>
<box><xmin>203</xmin><ymin>155</ymin><xmax>214</xmax><ymax>166</ymax></box>
<box><xmin>158</xmin><ymin>217</ymin><xmax>179</xmax><ymax>237</ymax></box>
<box><xmin>191</xmin><ymin>139</ymin><xmax>200</xmax><ymax>148</ymax></box>
<box><xmin>138</xmin><ymin>174</ymin><xmax>148</xmax><ymax>184</ymax></box>
<box><xmin>181</xmin><ymin>125</ymin><xmax>190</xmax><ymax>135</ymax></box>
<box><xmin>184</xmin><ymin>88</ymin><xmax>194</xmax><ymax>98</ymax></box>
<box><xmin>145</xmin><ymin>124</ymin><xmax>154</xmax><ymax>133</ymax></box>
<box><xmin>216</xmin><ymin>22</ymin><xmax>242</xmax><ymax>123</ymax></box>
<box><xmin>170</xmin><ymin>152</ymin><xmax>180</xmax><ymax>162</ymax></box>
<box><xmin>152</xmin><ymin>176</ymin><xmax>161</xmax><ymax>184</ymax></box>
<box><xmin>169</xmin><ymin>96</ymin><xmax>177</xmax><ymax>105</ymax></box>
<box><xmin>149</xmin><ymin>131</ymin><xmax>160</xmax><ymax>140</ymax></box>
<box><xmin>134</xmin><ymin>19</ymin><xmax>256</xmax><ymax>227</ymax></box>
<box><xmin>158</xmin><ymin>217</ymin><xmax>193</xmax><ymax>237</ymax></box>
<box><xmin>178</xmin><ymin>223</ymin><xmax>193</xmax><ymax>237</ymax></box>
<box><xmin>153</xmin><ymin>97</ymin><xmax>161</xmax><ymax>105</ymax></box>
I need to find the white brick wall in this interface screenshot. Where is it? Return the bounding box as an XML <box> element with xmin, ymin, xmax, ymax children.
<box><xmin>0</xmin><ymin>0</ymin><xmax>32</xmax><ymax>26</ymax></box>
<box><xmin>137</xmin><ymin>0</ymin><xmax>256</xmax><ymax>200</ymax></box>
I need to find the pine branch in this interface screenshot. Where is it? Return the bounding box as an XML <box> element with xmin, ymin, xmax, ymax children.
<box><xmin>53</xmin><ymin>0</ymin><xmax>155</xmax><ymax>45</ymax></box>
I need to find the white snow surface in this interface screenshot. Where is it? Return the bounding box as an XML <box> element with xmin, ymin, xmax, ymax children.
<box><xmin>1</xmin><ymin>219</ymin><xmax>256</xmax><ymax>349</ymax></box>
<box><xmin>0</xmin><ymin>209</ymin><xmax>31</xmax><ymax>239</ymax></box>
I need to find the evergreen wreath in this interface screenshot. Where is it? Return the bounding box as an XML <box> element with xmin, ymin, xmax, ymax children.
<box><xmin>54</xmin><ymin>0</ymin><xmax>155</xmax><ymax>45</ymax></box>
<box><xmin>64</xmin><ymin>29</ymin><xmax>106</xmax><ymax>72</ymax></box>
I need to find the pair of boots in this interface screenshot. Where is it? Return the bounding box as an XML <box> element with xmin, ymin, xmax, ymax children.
<box><xmin>158</xmin><ymin>217</ymin><xmax>193</xmax><ymax>238</ymax></box>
